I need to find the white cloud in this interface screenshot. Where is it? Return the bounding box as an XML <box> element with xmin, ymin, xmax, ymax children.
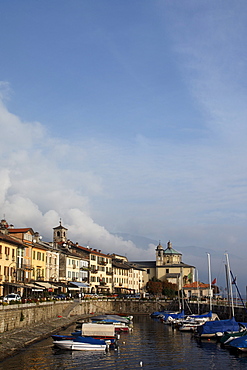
<box><xmin>0</xmin><ymin>95</ymin><xmax>149</xmax><ymax>259</ymax></box>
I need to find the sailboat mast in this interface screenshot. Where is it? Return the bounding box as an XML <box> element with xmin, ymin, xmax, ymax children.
<box><xmin>225</xmin><ymin>253</ymin><xmax>235</xmax><ymax>318</ymax></box>
<box><xmin>207</xmin><ymin>253</ymin><xmax>212</xmax><ymax>312</ymax></box>
<box><xmin>196</xmin><ymin>269</ymin><xmax>200</xmax><ymax>314</ymax></box>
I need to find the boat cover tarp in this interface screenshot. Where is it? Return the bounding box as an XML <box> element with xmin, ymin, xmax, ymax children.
<box><xmin>188</xmin><ymin>311</ymin><xmax>212</xmax><ymax>319</ymax></box>
<box><xmin>229</xmin><ymin>335</ymin><xmax>247</xmax><ymax>349</ymax></box>
<box><xmin>162</xmin><ymin>310</ymin><xmax>185</xmax><ymax>321</ymax></box>
<box><xmin>197</xmin><ymin>317</ymin><xmax>239</xmax><ymax>336</ymax></box>
<box><xmin>92</xmin><ymin>315</ymin><xmax>130</xmax><ymax>324</ymax></box>
<box><xmin>52</xmin><ymin>335</ymin><xmax>105</xmax><ymax>345</ymax></box>
<box><xmin>81</xmin><ymin>323</ymin><xmax>115</xmax><ymax>337</ymax></box>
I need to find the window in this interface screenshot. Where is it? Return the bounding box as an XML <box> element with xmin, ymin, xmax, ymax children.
<box><xmin>91</xmin><ymin>255</ymin><xmax>96</xmax><ymax>261</ymax></box>
<box><xmin>24</xmin><ymin>233</ymin><xmax>32</xmax><ymax>242</ymax></box>
<box><xmin>33</xmin><ymin>251</ymin><xmax>36</xmax><ymax>260</ymax></box>
<box><xmin>68</xmin><ymin>271</ymin><xmax>71</xmax><ymax>278</ymax></box>
<box><xmin>166</xmin><ymin>269</ymin><xmax>169</xmax><ymax>273</ymax></box>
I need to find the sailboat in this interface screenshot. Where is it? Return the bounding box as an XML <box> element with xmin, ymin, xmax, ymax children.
<box><xmin>195</xmin><ymin>253</ymin><xmax>241</xmax><ymax>338</ymax></box>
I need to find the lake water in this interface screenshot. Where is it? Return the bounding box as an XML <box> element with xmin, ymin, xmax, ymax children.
<box><xmin>1</xmin><ymin>315</ymin><xmax>247</xmax><ymax>369</ymax></box>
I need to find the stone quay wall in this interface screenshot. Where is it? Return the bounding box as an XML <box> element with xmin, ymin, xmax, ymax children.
<box><xmin>0</xmin><ymin>299</ymin><xmax>168</xmax><ymax>333</ymax></box>
<box><xmin>1</xmin><ymin>299</ymin><xmax>247</xmax><ymax>334</ymax></box>
<box><xmin>0</xmin><ymin>301</ymin><xmax>72</xmax><ymax>333</ymax></box>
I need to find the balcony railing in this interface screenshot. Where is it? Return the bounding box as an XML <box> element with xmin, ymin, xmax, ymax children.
<box><xmin>98</xmin><ymin>261</ymin><xmax>107</xmax><ymax>266</ymax></box>
<box><xmin>23</xmin><ymin>264</ymin><xmax>33</xmax><ymax>270</ymax></box>
<box><xmin>0</xmin><ymin>274</ymin><xmax>2</xmax><ymax>280</ymax></box>
<box><xmin>0</xmin><ymin>253</ymin><xmax>2</xmax><ymax>259</ymax></box>
<box><xmin>99</xmin><ymin>281</ymin><xmax>107</xmax><ymax>286</ymax></box>
<box><xmin>91</xmin><ymin>269</ymin><xmax>98</xmax><ymax>274</ymax></box>
<box><xmin>72</xmin><ymin>264</ymin><xmax>76</xmax><ymax>269</ymax></box>
<box><xmin>37</xmin><ymin>276</ymin><xmax>44</xmax><ymax>281</ymax></box>
<box><xmin>106</xmin><ymin>271</ymin><xmax>113</xmax><ymax>275</ymax></box>
<box><xmin>5</xmin><ymin>255</ymin><xmax>9</xmax><ymax>260</ymax></box>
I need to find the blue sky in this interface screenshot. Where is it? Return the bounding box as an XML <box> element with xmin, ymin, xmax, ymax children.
<box><xmin>1</xmin><ymin>1</ymin><xmax>247</xmax><ymax>291</ymax></box>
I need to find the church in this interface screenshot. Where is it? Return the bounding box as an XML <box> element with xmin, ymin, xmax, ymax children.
<box><xmin>132</xmin><ymin>241</ymin><xmax>195</xmax><ymax>290</ymax></box>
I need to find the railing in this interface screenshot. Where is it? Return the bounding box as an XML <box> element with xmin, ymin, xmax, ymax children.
<box><xmin>98</xmin><ymin>261</ymin><xmax>107</xmax><ymax>266</ymax></box>
<box><xmin>106</xmin><ymin>271</ymin><xmax>113</xmax><ymax>275</ymax></box>
<box><xmin>0</xmin><ymin>253</ymin><xmax>2</xmax><ymax>259</ymax></box>
<box><xmin>91</xmin><ymin>269</ymin><xmax>98</xmax><ymax>274</ymax></box>
<box><xmin>5</xmin><ymin>255</ymin><xmax>9</xmax><ymax>260</ymax></box>
<box><xmin>72</xmin><ymin>264</ymin><xmax>76</xmax><ymax>269</ymax></box>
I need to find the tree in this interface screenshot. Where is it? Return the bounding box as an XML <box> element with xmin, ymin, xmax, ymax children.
<box><xmin>162</xmin><ymin>279</ymin><xmax>178</xmax><ymax>298</ymax></box>
<box><xmin>146</xmin><ymin>280</ymin><xmax>163</xmax><ymax>295</ymax></box>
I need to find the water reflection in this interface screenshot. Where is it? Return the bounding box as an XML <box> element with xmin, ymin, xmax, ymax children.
<box><xmin>1</xmin><ymin>316</ymin><xmax>247</xmax><ymax>369</ymax></box>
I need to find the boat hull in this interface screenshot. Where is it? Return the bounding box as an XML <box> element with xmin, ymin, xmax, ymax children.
<box><xmin>53</xmin><ymin>339</ymin><xmax>107</xmax><ymax>351</ymax></box>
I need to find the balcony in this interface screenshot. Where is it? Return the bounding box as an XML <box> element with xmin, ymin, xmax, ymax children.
<box><xmin>0</xmin><ymin>253</ymin><xmax>2</xmax><ymax>259</ymax></box>
<box><xmin>99</xmin><ymin>281</ymin><xmax>107</xmax><ymax>286</ymax></box>
<box><xmin>4</xmin><ymin>276</ymin><xmax>9</xmax><ymax>282</ymax></box>
<box><xmin>12</xmin><ymin>257</ymin><xmax>15</xmax><ymax>262</ymax></box>
<box><xmin>106</xmin><ymin>271</ymin><xmax>113</xmax><ymax>275</ymax></box>
<box><xmin>0</xmin><ymin>274</ymin><xmax>2</xmax><ymax>280</ymax></box>
<box><xmin>5</xmin><ymin>255</ymin><xmax>9</xmax><ymax>260</ymax></box>
<box><xmin>72</xmin><ymin>264</ymin><xmax>76</xmax><ymax>269</ymax></box>
<box><xmin>37</xmin><ymin>276</ymin><xmax>44</xmax><ymax>281</ymax></box>
<box><xmin>80</xmin><ymin>266</ymin><xmax>90</xmax><ymax>271</ymax></box>
<box><xmin>99</xmin><ymin>261</ymin><xmax>107</xmax><ymax>266</ymax></box>
<box><xmin>23</xmin><ymin>264</ymin><xmax>33</xmax><ymax>270</ymax></box>
<box><xmin>91</xmin><ymin>269</ymin><xmax>98</xmax><ymax>274</ymax></box>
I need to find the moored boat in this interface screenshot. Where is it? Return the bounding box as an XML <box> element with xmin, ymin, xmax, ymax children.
<box><xmin>228</xmin><ymin>335</ymin><xmax>247</xmax><ymax>352</ymax></box>
<box><xmin>52</xmin><ymin>336</ymin><xmax>110</xmax><ymax>351</ymax></box>
<box><xmin>196</xmin><ymin>317</ymin><xmax>240</xmax><ymax>338</ymax></box>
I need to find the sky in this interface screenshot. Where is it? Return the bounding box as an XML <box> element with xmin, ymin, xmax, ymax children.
<box><xmin>1</xmin><ymin>1</ymin><xmax>247</xmax><ymax>293</ymax></box>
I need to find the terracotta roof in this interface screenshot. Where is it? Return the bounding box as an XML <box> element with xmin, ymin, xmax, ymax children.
<box><xmin>0</xmin><ymin>233</ymin><xmax>23</xmax><ymax>245</ymax></box>
<box><xmin>8</xmin><ymin>228</ymin><xmax>33</xmax><ymax>233</ymax></box>
<box><xmin>183</xmin><ymin>281</ymin><xmax>209</xmax><ymax>288</ymax></box>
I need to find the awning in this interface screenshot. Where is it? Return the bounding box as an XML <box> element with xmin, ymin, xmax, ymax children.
<box><xmin>34</xmin><ymin>282</ymin><xmax>58</xmax><ymax>289</ymax></box>
<box><xmin>25</xmin><ymin>284</ymin><xmax>44</xmax><ymax>290</ymax></box>
<box><xmin>69</xmin><ymin>281</ymin><xmax>90</xmax><ymax>288</ymax></box>
<box><xmin>3</xmin><ymin>282</ymin><xmax>24</xmax><ymax>288</ymax></box>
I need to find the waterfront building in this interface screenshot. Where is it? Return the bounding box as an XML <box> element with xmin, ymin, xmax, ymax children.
<box><xmin>89</xmin><ymin>249</ymin><xmax>113</xmax><ymax>294</ymax></box>
<box><xmin>7</xmin><ymin>226</ymin><xmax>35</xmax><ymax>284</ymax></box>
<box><xmin>131</xmin><ymin>241</ymin><xmax>195</xmax><ymax>292</ymax></box>
<box><xmin>0</xmin><ymin>221</ymin><xmax>23</xmax><ymax>295</ymax></box>
<box><xmin>183</xmin><ymin>281</ymin><xmax>213</xmax><ymax>299</ymax></box>
<box><xmin>112</xmin><ymin>254</ymin><xmax>131</xmax><ymax>294</ymax></box>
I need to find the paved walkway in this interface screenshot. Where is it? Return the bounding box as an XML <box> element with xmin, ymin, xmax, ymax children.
<box><xmin>0</xmin><ymin>314</ymin><xmax>85</xmax><ymax>362</ymax></box>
